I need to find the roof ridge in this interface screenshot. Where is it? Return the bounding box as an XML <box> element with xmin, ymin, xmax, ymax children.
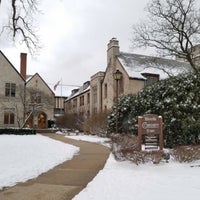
<box><xmin>119</xmin><ymin>51</ymin><xmax>189</xmax><ymax>64</ymax></box>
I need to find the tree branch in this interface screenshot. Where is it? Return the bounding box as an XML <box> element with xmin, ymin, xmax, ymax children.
<box><xmin>132</xmin><ymin>0</ymin><xmax>200</xmax><ymax>72</ymax></box>
<box><xmin>1</xmin><ymin>0</ymin><xmax>41</xmax><ymax>55</ymax></box>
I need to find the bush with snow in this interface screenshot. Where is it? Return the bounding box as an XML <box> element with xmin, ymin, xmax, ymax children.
<box><xmin>172</xmin><ymin>145</ymin><xmax>200</xmax><ymax>163</ymax></box>
<box><xmin>111</xmin><ymin>134</ymin><xmax>168</xmax><ymax>164</ymax></box>
<box><xmin>108</xmin><ymin>71</ymin><xmax>200</xmax><ymax>147</ymax></box>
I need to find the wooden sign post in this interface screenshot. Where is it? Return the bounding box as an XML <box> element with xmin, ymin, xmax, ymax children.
<box><xmin>138</xmin><ymin>114</ymin><xmax>163</xmax><ymax>151</ymax></box>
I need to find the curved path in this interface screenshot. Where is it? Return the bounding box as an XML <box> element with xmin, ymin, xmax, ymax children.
<box><xmin>0</xmin><ymin>133</ymin><xmax>110</xmax><ymax>200</ymax></box>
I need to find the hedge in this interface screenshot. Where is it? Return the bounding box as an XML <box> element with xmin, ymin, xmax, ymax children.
<box><xmin>0</xmin><ymin>128</ymin><xmax>36</xmax><ymax>135</ymax></box>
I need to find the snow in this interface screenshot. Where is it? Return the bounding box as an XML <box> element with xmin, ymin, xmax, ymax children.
<box><xmin>65</xmin><ymin>134</ymin><xmax>110</xmax><ymax>147</ymax></box>
<box><xmin>74</xmin><ymin>154</ymin><xmax>200</xmax><ymax>200</ymax></box>
<box><xmin>68</xmin><ymin>134</ymin><xmax>200</xmax><ymax>200</ymax></box>
<box><xmin>1</xmin><ymin>133</ymin><xmax>200</xmax><ymax>200</ymax></box>
<box><xmin>0</xmin><ymin>134</ymin><xmax>79</xmax><ymax>189</ymax></box>
<box><xmin>118</xmin><ymin>52</ymin><xmax>190</xmax><ymax>80</ymax></box>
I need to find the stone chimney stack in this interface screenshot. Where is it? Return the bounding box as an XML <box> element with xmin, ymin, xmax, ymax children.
<box><xmin>107</xmin><ymin>37</ymin><xmax>120</xmax><ymax>66</ymax></box>
<box><xmin>20</xmin><ymin>53</ymin><xmax>27</xmax><ymax>80</ymax></box>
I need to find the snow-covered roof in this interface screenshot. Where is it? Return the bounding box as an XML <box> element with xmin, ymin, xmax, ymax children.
<box><xmin>118</xmin><ymin>52</ymin><xmax>191</xmax><ymax>80</ymax></box>
<box><xmin>67</xmin><ymin>81</ymin><xmax>90</xmax><ymax>100</ymax></box>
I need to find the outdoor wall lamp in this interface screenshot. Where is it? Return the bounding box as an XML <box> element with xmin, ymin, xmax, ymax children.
<box><xmin>113</xmin><ymin>69</ymin><xmax>123</xmax><ymax>133</ymax></box>
<box><xmin>113</xmin><ymin>69</ymin><xmax>123</xmax><ymax>81</ymax></box>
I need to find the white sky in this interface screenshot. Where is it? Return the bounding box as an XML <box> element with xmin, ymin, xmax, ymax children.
<box><xmin>1</xmin><ymin>0</ymin><xmax>150</xmax><ymax>95</ymax></box>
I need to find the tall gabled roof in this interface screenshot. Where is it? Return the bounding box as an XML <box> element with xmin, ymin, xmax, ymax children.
<box><xmin>26</xmin><ymin>73</ymin><xmax>54</xmax><ymax>95</ymax></box>
<box><xmin>0</xmin><ymin>50</ymin><xmax>25</xmax><ymax>81</ymax></box>
<box><xmin>118</xmin><ymin>52</ymin><xmax>191</xmax><ymax>80</ymax></box>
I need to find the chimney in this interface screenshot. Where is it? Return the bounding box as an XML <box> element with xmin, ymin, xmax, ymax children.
<box><xmin>20</xmin><ymin>53</ymin><xmax>27</xmax><ymax>80</ymax></box>
<box><xmin>107</xmin><ymin>37</ymin><xmax>120</xmax><ymax>66</ymax></box>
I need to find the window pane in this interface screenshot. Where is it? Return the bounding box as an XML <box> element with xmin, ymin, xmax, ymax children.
<box><xmin>104</xmin><ymin>84</ymin><xmax>107</xmax><ymax>98</ymax></box>
<box><xmin>10</xmin><ymin>113</ymin><xmax>15</xmax><ymax>124</ymax></box>
<box><xmin>87</xmin><ymin>93</ymin><xmax>90</xmax><ymax>104</ymax></box>
<box><xmin>80</xmin><ymin>96</ymin><xmax>84</xmax><ymax>106</ymax></box>
<box><xmin>73</xmin><ymin>99</ymin><xmax>77</xmax><ymax>108</ymax></box>
<box><xmin>5</xmin><ymin>83</ymin><xmax>16</xmax><ymax>97</ymax></box>
<box><xmin>4</xmin><ymin>109</ymin><xmax>15</xmax><ymax>124</ymax></box>
<box><xmin>11</xmin><ymin>83</ymin><xmax>16</xmax><ymax>97</ymax></box>
<box><xmin>5</xmin><ymin>83</ymin><xmax>10</xmax><ymax>96</ymax></box>
<box><xmin>4</xmin><ymin>113</ymin><xmax>9</xmax><ymax>124</ymax></box>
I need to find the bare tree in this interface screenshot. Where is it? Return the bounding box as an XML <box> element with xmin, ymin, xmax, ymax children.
<box><xmin>132</xmin><ymin>0</ymin><xmax>200</xmax><ymax>72</ymax></box>
<box><xmin>0</xmin><ymin>0</ymin><xmax>41</xmax><ymax>55</ymax></box>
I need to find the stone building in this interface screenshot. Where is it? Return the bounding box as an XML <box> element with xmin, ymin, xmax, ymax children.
<box><xmin>54</xmin><ymin>96</ymin><xmax>67</xmax><ymax>117</ymax></box>
<box><xmin>65</xmin><ymin>81</ymin><xmax>90</xmax><ymax>118</ymax></box>
<box><xmin>90</xmin><ymin>72</ymin><xmax>105</xmax><ymax>113</ymax></box>
<box><xmin>175</xmin><ymin>44</ymin><xmax>200</xmax><ymax>68</ymax></box>
<box><xmin>191</xmin><ymin>44</ymin><xmax>200</xmax><ymax>68</ymax></box>
<box><xmin>65</xmin><ymin>38</ymin><xmax>190</xmax><ymax>122</ymax></box>
<box><xmin>25</xmin><ymin>73</ymin><xmax>54</xmax><ymax>128</ymax></box>
<box><xmin>0</xmin><ymin>51</ymin><xmax>25</xmax><ymax>128</ymax></box>
<box><xmin>0</xmin><ymin>52</ymin><xmax>55</xmax><ymax>129</ymax></box>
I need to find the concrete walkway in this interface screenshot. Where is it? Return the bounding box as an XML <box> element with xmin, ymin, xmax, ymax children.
<box><xmin>0</xmin><ymin>133</ymin><xmax>110</xmax><ymax>200</ymax></box>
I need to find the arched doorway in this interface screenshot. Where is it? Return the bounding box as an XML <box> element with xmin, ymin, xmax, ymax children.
<box><xmin>38</xmin><ymin>112</ymin><xmax>47</xmax><ymax>129</ymax></box>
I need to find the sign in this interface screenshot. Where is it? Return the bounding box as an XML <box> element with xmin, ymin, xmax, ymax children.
<box><xmin>138</xmin><ymin>114</ymin><xmax>163</xmax><ymax>151</ymax></box>
<box><xmin>140</xmin><ymin>114</ymin><xmax>161</xmax><ymax>135</ymax></box>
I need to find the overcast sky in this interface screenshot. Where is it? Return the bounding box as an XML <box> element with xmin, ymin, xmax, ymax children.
<box><xmin>1</xmin><ymin>0</ymin><xmax>150</xmax><ymax>96</ymax></box>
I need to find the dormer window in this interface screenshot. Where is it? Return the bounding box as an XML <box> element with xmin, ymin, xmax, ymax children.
<box><xmin>142</xmin><ymin>73</ymin><xmax>159</xmax><ymax>86</ymax></box>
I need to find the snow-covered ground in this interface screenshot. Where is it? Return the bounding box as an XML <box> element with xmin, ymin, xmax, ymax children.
<box><xmin>0</xmin><ymin>134</ymin><xmax>79</xmax><ymax>189</ymax></box>
<box><xmin>74</xmin><ymin>154</ymin><xmax>200</xmax><ymax>200</ymax></box>
<box><xmin>65</xmin><ymin>134</ymin><xmax>110</xmax><ymax>147</ymax></box>
<box><xmin>1</xmin><ymin>133</ymin><xmax>200</xmax><ymax>200</ymax></box>
<box><xmin>67</xmin><ymin>134</ymin><xmax>200</xmax><ymax>200</ymax></box>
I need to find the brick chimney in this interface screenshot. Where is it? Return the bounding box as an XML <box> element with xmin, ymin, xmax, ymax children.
<box><xmin>20</xmin><ymin>53</ymin><xmax>27</xmax><ymax>80</ymax></box>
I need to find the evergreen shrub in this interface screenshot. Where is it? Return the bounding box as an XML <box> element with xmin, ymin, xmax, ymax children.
<box><xmin>108</xmin><ymin>72</ymin><xmax>200</xmax><ymax>147</ymax></box>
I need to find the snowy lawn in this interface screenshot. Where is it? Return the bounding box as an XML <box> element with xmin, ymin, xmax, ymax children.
<box><xmin>1</xmin><ymin>133</ymin><xmax>200</xmax><ymax>200</ymax></box>
<box><xmin>0</xmin><ymin>134</ymin><xmax>79</xmax><ymax>189</ymax></box>
<box><xmin>73</xmin><ymin>154</ymin><xmax>200</xmax><ymax>200</ymax></box>
<box><xmin>66</xmin><ymin>134</ymin><xmax>200</xmax><ymax>200</ymax></box>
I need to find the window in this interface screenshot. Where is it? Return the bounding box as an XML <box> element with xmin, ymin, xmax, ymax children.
<box><xmin>93</xmin><ymin>107</ymin><xmax>97</xmax><ymax>113</ymax></box>
<box><xmin>80</xmin><ymin>96</ymin><xmax>84</xmax><ymax>106</ymax></box>
<box><xmin>73</xmin><ymin>99</ymin><xmax>77</xmax><ymax>108</ymax></box>
<box><xmin>36</xmin><ymin>94</ymin><xmax>41</xmax><ymax>103</ymax></box>
<box><xmin>87</xmin><ymin>93</ymin><xmax>90</xmax><ymax>104</ymax></box>
<box><xmin>104</xmin><ymin>83</ymin><xmax>107</xmax><ymax>98</ymax></box>
<box><xmin>5</xmin><ymin>83</ymin><xmax>16</xmax><ymax>97</ymax></box>
<box><xmin>4</xmin><ymin>109</ymin><xmax>15</xmax><ymax>124</ymax></box>
<box><xmin>31</xmin><ymin>92</ymin><xmax>41</xmax><ymax>103</ymax></box>
<box><xmin>142</xmin><ymin>73</ymin><xmax>159</xmax><ymax>86</ymax></box>
<box><xmin>146</xmin><ymin>76</ymin><xmax>158</xmax><ymax>85</ymax></box>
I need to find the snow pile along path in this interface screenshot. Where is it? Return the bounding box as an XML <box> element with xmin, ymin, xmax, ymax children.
<box><xmin>0</xmin><ymin>134</ymin><xmax>79</xmax><ymax>189</ymax></box>
<box><xmin>65</xmin><ymin>134</ymin><xmax>110</xmax><ymax>147</ymax></box>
